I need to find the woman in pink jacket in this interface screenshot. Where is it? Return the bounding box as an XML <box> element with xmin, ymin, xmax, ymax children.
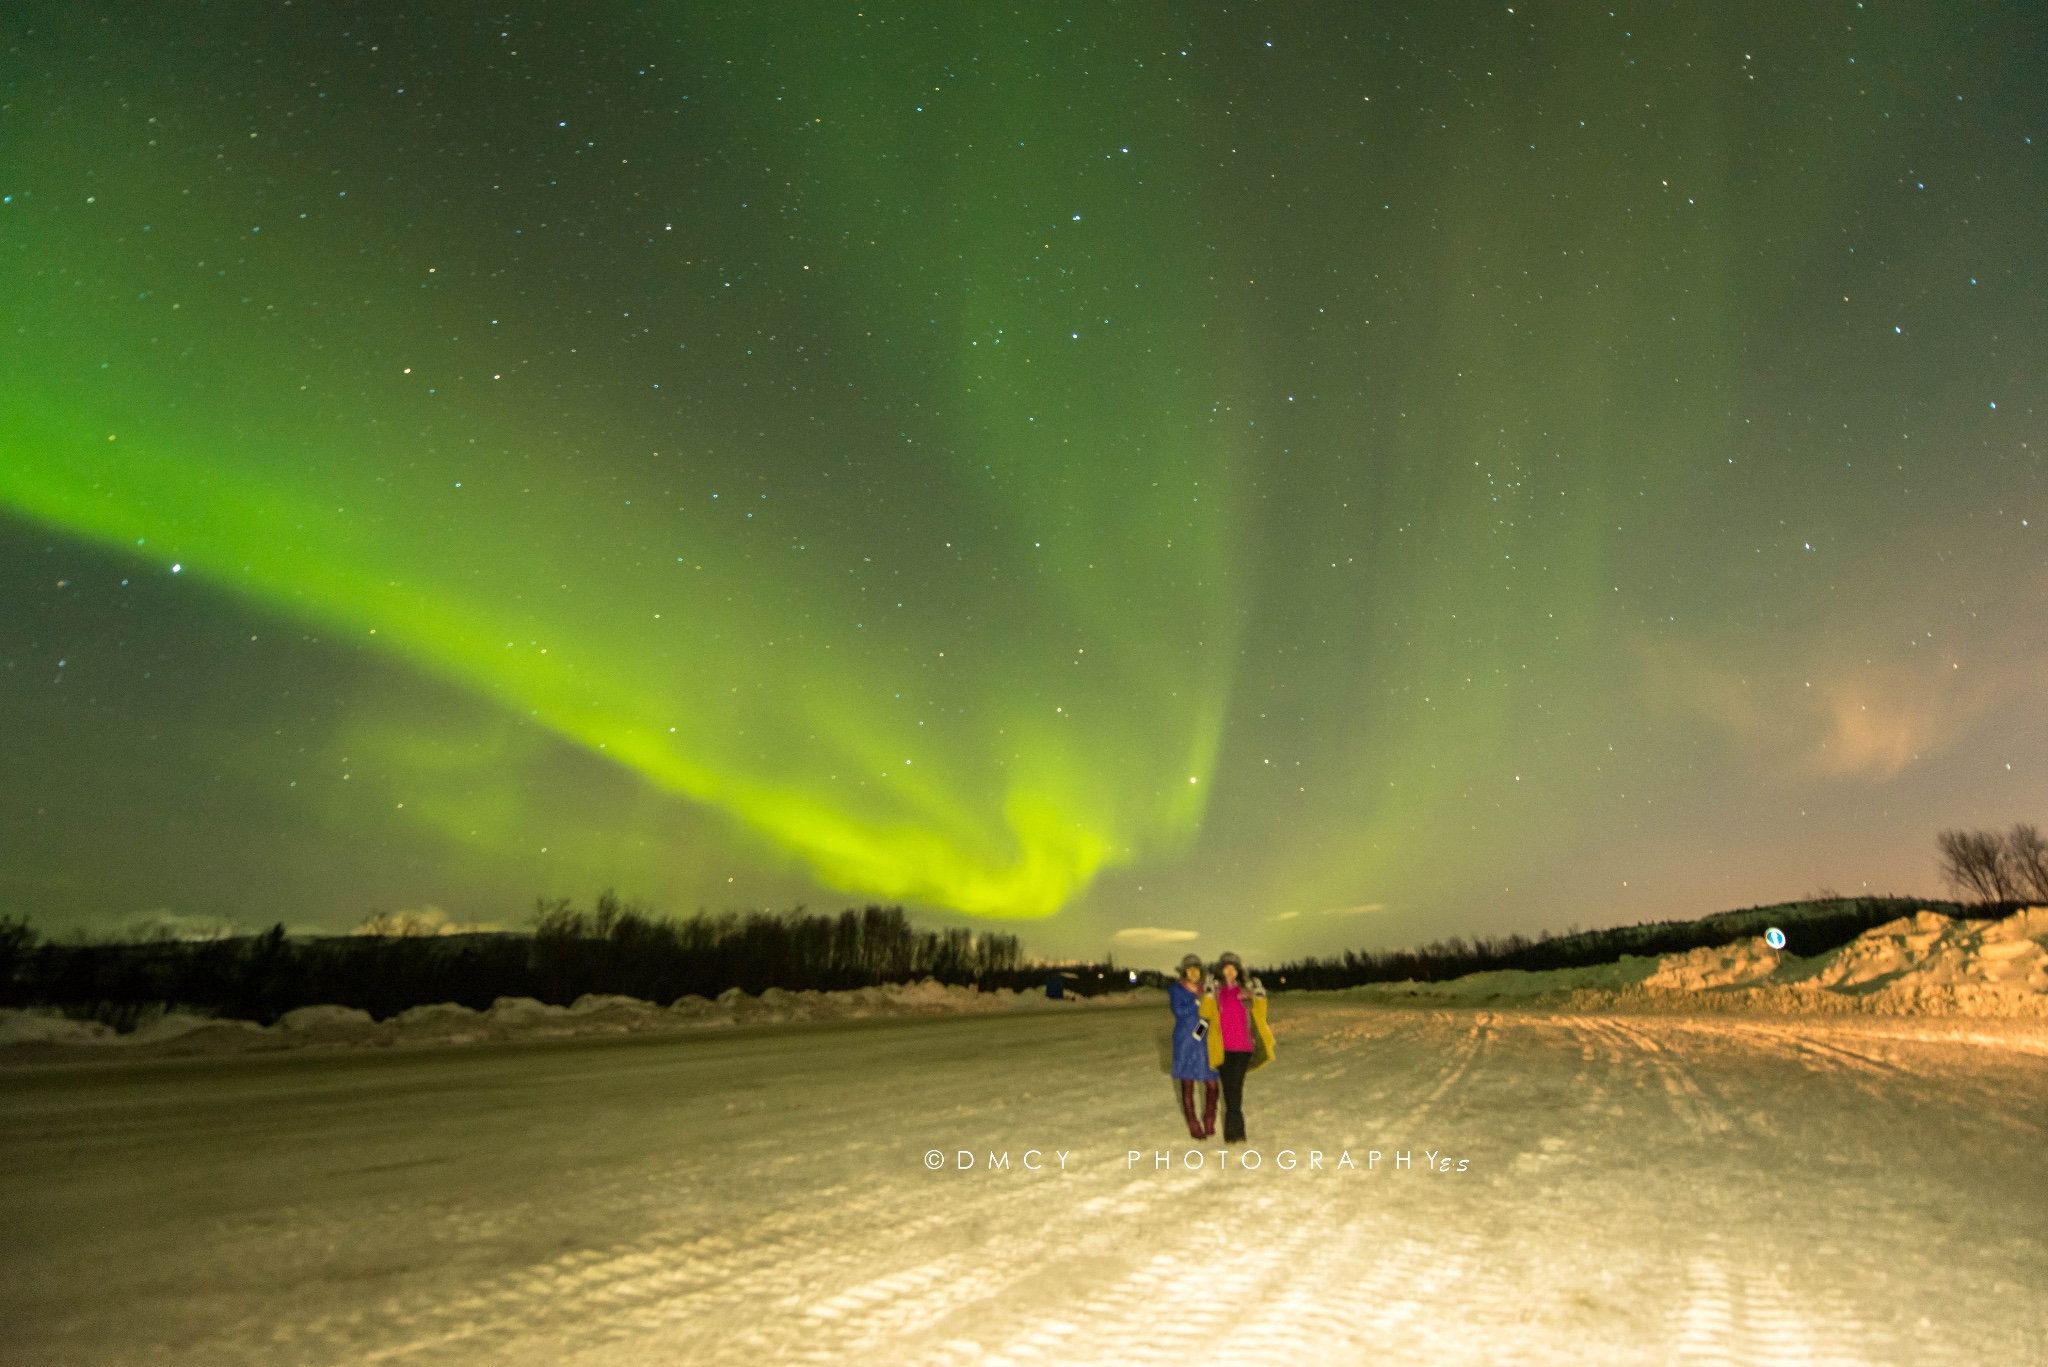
<box><xmin>1199</xmin><ymin>950</ymin><xmax>1276</xmax><ymax>1143</ymax></box>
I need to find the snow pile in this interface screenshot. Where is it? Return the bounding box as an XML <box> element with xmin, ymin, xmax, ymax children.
<box><xmin>0</xmin><ymin>980</ymin><xmax>1165</xmax><ymax>1057</ymax></box>
<box><xmin>393</xmin><ymin>1002</ymin><xmax>483</xmax><ymax>1027</ymax></box>
<box><xmin>1642</xmin><ymin>937</ymin><xmax>1787</xmax><ymax>991</ymax></box>
<box><xmin>0</xmin><ymin>1012</ymin><xmax>118</xmax><ymax>1045</ymax></box>
<box><xmin>1798</xmin><ymin>908</ymin><xmax>2048</xmax><ymax>1004</ymax></box>
<box><xmin>0</xmin><ymin>1008</ymin><xmax>260</xmax><ymax>1047</ymax></box>
<box><xmin>127</xmin><ymin>1012</ymin><xmax>259</xmax><ymax>1045</ymax></box>
<box><xmin>1346</xmin><ymin>909</ymin><xmax>2048</xmax><ymax>1016</ymax></box>
<box><xmin>277</xmin><ymin>1005</ymin><xmax>378</xmax><ymax>1032</ymax></box>
<box><xmin>486</xmin><ymin>996</ymin><xmax>574</xmax><ymax>1026</ymax></box>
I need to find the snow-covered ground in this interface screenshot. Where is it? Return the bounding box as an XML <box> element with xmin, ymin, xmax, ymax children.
<box><xmin>3</xmin><ymin>1000</ymin><xmax>2044</xmax><ymax>1365</ymax></box>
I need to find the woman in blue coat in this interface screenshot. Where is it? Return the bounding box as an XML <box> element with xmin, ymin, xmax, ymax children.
<box><xmin>1168</xmin><ymin>952</ymin><xmax>1220</xmax><ymax>1138</ymax></box>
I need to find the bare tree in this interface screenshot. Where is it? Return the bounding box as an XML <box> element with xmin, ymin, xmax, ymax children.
<box><xmin>1936</xmin><ymin>828</ymin><xmax>2018</xmax><ymax>903</ymax></box>
<box><xmin>2006</xmin><ymin>823</ymin><xmax>2048</xmax><ymax>903</ymax></box>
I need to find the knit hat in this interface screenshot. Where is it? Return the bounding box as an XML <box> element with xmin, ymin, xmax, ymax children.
<box><xmin>1176</xmin><ymin>952</ymin><xmax>1205</xmax><ymax>973</ymax></box>
<box><xmin>1216</xmin><ymin>950</ymin><xmax>1244</xmax><ymax>975</ymax></box>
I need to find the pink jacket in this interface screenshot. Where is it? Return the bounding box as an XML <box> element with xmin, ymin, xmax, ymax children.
<box><xmin>1216</xmin><ymin>982</ymin><xmax>1253</xmax><ymax>1051</ymax></box>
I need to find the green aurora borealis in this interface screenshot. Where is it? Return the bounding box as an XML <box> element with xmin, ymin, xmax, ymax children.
<box><xmin>3</xmin><ymin>3</ymin><xmax>2044</xmax><ymax>961</ymax></box>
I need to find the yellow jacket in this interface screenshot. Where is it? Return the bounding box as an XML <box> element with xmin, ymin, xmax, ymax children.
<box><xmin>1200</xmin><ymin>978</ymin><xmax>1276</xmax><ymax>1070</ymax></box>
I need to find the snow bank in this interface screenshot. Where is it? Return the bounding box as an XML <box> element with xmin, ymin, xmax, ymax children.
<box><xmin>128</xmin><ymin>1012</ymin><xmax>262</xmax><ymax>1045</ymax></box>
<box><xmin>1805</xmin><ymin>907</ymin><xmax>2048</xmax><ymax>993</ymax></box>
<box><xmin>0</xmin><ymin>980</ymin><xmax>1165</xmax><ymax>1059</ymax></box>
<box><xmin>0</xmin><ymin>1007</ymin><xmax>265</xmax><ymax>1048</ymax></box>
<box><xmin>277</xmin><ymin>1005</ymin><xmax>378</xmax><ymax>1032</ymax></box>
<box><xmin>0</xmin><ymin>1011</ymin><xmax>118</xmax><ymax>1045</ymax></box>
<box><xmin>1342</xmin><ymin>908</ymin><xmax>2048</xmax><ymax>1016</ymax></box>
<box><xmin>1642</xmin><ymin>937</ymin><xmax>1786</xmax><ymax>991</ymax></box>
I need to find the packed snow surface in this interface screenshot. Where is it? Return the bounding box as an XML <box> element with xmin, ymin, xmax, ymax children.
<box><xmin>3</xmin><ymin>1001</ymin><xmax>2044</xmax><ymax>1365</ymax></box>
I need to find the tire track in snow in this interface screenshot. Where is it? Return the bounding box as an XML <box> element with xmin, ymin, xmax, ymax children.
<box><xmin>1671</xmin><ymin>1253</ymin><xmax>1908</xmax><ymax>1367</ymax></box>
<box><xmin>1588</xmin><ymin>1017</ymin><xmax>1736</xmax><ymax>1137</ymax></box>
<box><xmin>1389</xmin><ymin>1011</ymin><xmax>1492</xmax><ymax>1130</ymax></box>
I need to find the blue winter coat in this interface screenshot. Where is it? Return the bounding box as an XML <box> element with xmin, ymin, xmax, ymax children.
<box><xmin>1168</xmin><ymin>980</ymin><xmax>1220</xmax><ymax>1081</ymax></box>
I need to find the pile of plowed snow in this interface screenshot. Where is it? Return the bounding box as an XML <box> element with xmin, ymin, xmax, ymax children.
<box><xmin>0</xmin><ymin>980</ymin><xmax>1165</xmax><ymax>1057</ymax></box>
<box><xmin>1340</xmin><ymin>908</ymin><xmax>2048</xmax><ymax>1016</ymax></box>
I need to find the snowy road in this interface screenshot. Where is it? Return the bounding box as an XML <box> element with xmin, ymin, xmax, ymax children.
<box><xmin>4</xmin><ymin>1001</ymin><xmax>2045</xmax><ymax>1365</ymax></box>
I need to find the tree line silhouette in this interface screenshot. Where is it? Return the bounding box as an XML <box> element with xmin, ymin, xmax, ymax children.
<box><xmin>0</xmin><ymin>896</ymin><xmax>1078</xmax><ymax>1028</ymax></box>
<box><xmin>9</xmin><ymin>823</ymin><xmax>2041</xmax><ymax>1023</ymax></box>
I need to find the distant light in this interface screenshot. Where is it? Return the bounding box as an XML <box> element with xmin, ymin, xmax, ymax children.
<box><xmin>170</xmin><ymin>563</ymin><xmax>181</xmax><ymax>573</ymax></box>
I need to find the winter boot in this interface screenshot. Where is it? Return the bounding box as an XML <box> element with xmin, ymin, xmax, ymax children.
<box><xmin>1201</xmin><ymin>1082</ymin><xmax>1219</xmax><ymax>1138</ymax></box>
<box><xmin>1178</xmin><ymin>1080</ymin><xmax>1205</xmax><ymax>1139</ymax></box>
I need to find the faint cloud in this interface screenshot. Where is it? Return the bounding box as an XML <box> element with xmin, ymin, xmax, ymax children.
<box><xmin>1811</xmin><ymin>688</ymin><xmax>1926</xmax><ymax>779</ymax></box>
<box><xmin>1638</xmin><ymin>641</ymin><xmax>2031</xmax><ymax>782</ymax></box>
<box><xmin>1319</xmin><ymin>902</ymin><xmax>1386</xmax><ymax>917</ymax></box>
<box><xmin>1273</xmin><ymin>910</ymin><xmax>1301</xmax><ymax>921</ymax></box>
<box><xmin>353</xmin><ymin>906</ymin><xmax>501</xmax><ymax>937</ymax></box>
<box><xmin>1111</xmin><ymin>925</ymin><xmax>1200</xmax><ymax>945</ymax></box>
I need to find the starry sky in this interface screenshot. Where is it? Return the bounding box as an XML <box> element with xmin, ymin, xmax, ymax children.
<box><xmin>2</xmin><ymin>2</ymin><xmax>2043</xmax><ymax>964</ymax></box>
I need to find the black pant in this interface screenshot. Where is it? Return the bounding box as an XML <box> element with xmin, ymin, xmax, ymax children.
<box><xmin>1218</xmin><ymin>1050</ymin><xmax>1253</xmax><ymax>1141</ymax></box>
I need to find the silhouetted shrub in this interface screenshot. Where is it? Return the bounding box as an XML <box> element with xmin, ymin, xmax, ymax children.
<box><xmin>1938</xmin><ymin>824</ymin><xmax>2048</xmax><ymax>904</ymax></box>
<box><xmin>2010</xmin><ymin>824</ymin><xmax>2048</xmax><ymax>903</ymax></box>
<box><xmin>1937</xmin><ymin>829</ymin><xmax>2017</xmax><ymax>902</ymax></box>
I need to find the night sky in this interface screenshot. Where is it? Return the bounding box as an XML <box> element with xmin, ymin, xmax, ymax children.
<box><xmin>3</xmin><ymin>3</ymin><xmax>2043</xmax><ymax>964</ymax></box>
